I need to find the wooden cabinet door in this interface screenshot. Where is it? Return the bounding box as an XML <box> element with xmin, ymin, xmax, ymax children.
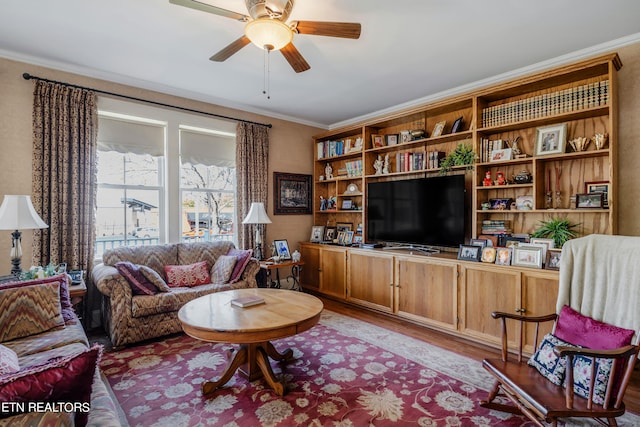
<box><xmin>460</xmin><ymin>264</ymin><xmax>520</xmax><ymax>347</ymax></box>
<box><xmin>320</xmin><ymin>247</ymin><xmax>347</xmax><ymax>299</ymax></box>
<box><xmin>299</xmin><ymin>243</ymin><xmax>320</xmax><ymax>291</ymax></box>
<box><xmin>347</xmin><ymin>250</ymin><xmax>394</xmax><ymax>313</ymax></box>
<box><xmin>396</xmin><ymin>257</ymin><xmax>458</xmax><ymax>330</ymax></box>
<box><xmin>521</xmin><ymin>270</ymin><xmax>559</xmax><ymax>352</ymax></box>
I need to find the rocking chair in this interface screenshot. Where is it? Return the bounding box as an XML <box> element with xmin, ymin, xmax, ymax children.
<box><xmin>481</xmin><ymin>234</ymin><xmax>640</xmax><ymax>427</ymax></box>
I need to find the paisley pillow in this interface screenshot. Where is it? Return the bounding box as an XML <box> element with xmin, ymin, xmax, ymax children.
<box><xmin>164</xmin><ymin>261</ymin><xmax>210</xmax><ymax>287</ymax></box>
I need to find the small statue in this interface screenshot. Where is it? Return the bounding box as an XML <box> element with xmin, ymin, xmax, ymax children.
<box><xmin>382</xmin><ymin>154</ymin><xmax>390</xmax><ymax>174</ymax></box>
<box><xmin>291</xmin><ymin>250</ymin><xmax>301</xmax><ymax>262</ymax></box>
<box><xmin>373</xmin><ymin>155</ymin><xmax>383</xmax><ymax>175</ymax></box>
<box><xmin>325</xmin><ymin>163</ymin><xmax>333</xmax><ymax>179</ymax></box>
<box><xmin>320</xmin><ymin>196</ymin><xmax>327</xmax><ymax>211</ymax></box>
<box><xmin>511</xmin><ymin>136</ymin><xmax>522</xmax><ymax>156</ymax></box>
<box><xmin>496</xmin><ymin>171</ymin><xmax>506</xmax><ymax>185</ymax></box>
<box><xmin>483</xmin><ymin>170</ymin><xmax>493</xmax><ymax>187</ymax></box>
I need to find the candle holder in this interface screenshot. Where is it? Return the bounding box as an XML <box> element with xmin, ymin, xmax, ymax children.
<box><xmin>555</xmin><ymin>191</ymin><xmax>562</xmax><ymax>209</ymax></box>
<box><xmin>546</xmin><ymin>191</ymin><xmax>553</xmax><ymax>209</ymax></box>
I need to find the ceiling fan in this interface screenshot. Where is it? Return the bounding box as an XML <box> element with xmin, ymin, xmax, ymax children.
<box><xmin>169</xmin><ymin>0</ymin><xmax>361</xmax><ymax>73</ymax></box>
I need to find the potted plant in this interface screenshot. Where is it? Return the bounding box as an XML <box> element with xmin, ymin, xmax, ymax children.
<box><xmin>530</xmin><ymin>217</ymin><xmax>580</xmax><ymax>248</ymax></box>
<box><xmin>439</xmin><ymin>143</ymin><xmax>476</xmax><ymax>175</ymax></box>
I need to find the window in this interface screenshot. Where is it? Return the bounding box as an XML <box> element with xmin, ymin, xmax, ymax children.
<box><xmin>94</xmin><ymin>99</ymin><xmax>237</xmax><ymax>257</ymax></box>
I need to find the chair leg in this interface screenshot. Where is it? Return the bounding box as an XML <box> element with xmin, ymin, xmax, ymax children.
<box><xmin>480</xmin><ymin>381</ymin><xmax>523</xmax><ymax>415</ymax></box>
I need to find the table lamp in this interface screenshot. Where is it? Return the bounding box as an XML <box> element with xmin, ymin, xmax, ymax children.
<box><xmin>0</xmin><ymin>195</ymin><xmax>48</xmax><ymax>275</ymax></box>
<box><xmin>241</xmin><ymin>202</ymin><xmax>271</xmax><ymax>261</ymax></box>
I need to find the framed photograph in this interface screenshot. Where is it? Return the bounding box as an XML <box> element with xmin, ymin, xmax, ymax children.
<box><xmin>400</xmin><ymin>130</ymin><xmax>412</xmax><ymax>143</ymax></box>
<box><xmin>530</xmin><ymin>237</ymin><xmax>555</xmax><ymax>250</ymax></box>
<box><xmin>512</xmin><ymin>246</ymin><xmax>543</xmax><ymax>269</ymax></box>
<box><xmin>353</xmin><ymin>235</ymin><xmax>363</xmax><ymax>244</ymax></box>
<box><xmin>372</xmin><ymin>134</ymin><xmax>385</xmax><ymax>148</ymax></box>
<box><xmin>336</xmin><ymin>222</ymin><xmax>352</xmax><ymax>232</ymax></box>
<box><xmin>310</xmin><ymin>225</ymin><xmax>325</xmax><ymax>243</ymax></box>
<box><xmin>274</xmin><ymin>239</ymin><xmax>292</xmax><ymax>260</ymax></box>
<box><xmin>273</xmin><ymin>172</ymin><xmax>312</xmax><ymax>215</ymax></box>
<box><xmin>431</xmin><ymin>120</ymin><xmax>446</xmax><ymax>138</ymax></box>
<box><xmin>490</xmin><ymin>198</ymin><xmax>513</xmax><ymax>210</ymax></box>
<box><xmin>490</xmin><ymin>148</ymin><xmax>513</xmax><ymax>162</ymax></box>
<box><xmin>336</xmin><ymin>231</ymin><xmax>346</xmax><ymax>245</ymax></box>
<box><xmin>341</xmin><ymin>200</ymin><xmax>353</xmax><ymax>210</ymax></box>
<box><xmin>481</xmin><ymin>247</ymin><xmax>497</xmax><ymax>263</ymax></box>
<box><xmin>545</xmin><ymin>248</ymin><xmax>562</xmax><ymax>271</ymax></box>
<box><xmin>515</xmin><ymin>195</ymin><xmax>534</xmax><ymax>210</ymax></box>
<box><xmin>323</xmin><ymin>226</ymin><xmax>337</xmax><ymax>242</ymax></box>
<box><xmin>470</xmin><ymin>238</ymin><xmax>489</xmax><ymax>247</ymax></box>
<box><xmin>505</xmin><ymin>240</ymin><xmax>520</xmax><ymax>248</ymax></box>
<box><xmin>520</xmin><ymin>242</ymin><xmax>549</xmax><ymax>262</ymax></box>
<box><xmin>495</xmin><ymin>247</ymin><xmax>512</xmax><ymax>266</ymax></box>
<box><xmin>385</xmin><ymin>134</ymin><xmax>398</xmax><ymax>146</ymax></box>
<box><xmin>457</xmin><ymin>244</ymin><xmax>482</xmax><ymax>262</ymax></box>
<box><xmin>585</xmin><ymin>181</ymin><xmax>610</xmax><ymax>208</ymax></box>
<box><xmin>534</xmin><ymin>124</ymin><xmax>567</xmax><ymax>156</ymax></box>
<box><xmin>343</xmin><ymin>231</ymin><xmax>355</xmax><ymax>245</ymax></box>
<box><xmin>576</xmin><ymin>192</ymin><xmax>604</xmax><ymax>209</ymax></box>
<box><xmin>451</xmin><ymin>116</ymin><xmax>464</xmax><ymax>133</ymax></box>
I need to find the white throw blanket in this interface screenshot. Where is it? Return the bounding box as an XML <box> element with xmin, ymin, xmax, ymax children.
<box><xmin>557</xmin><ymin>234</ymin><xmax>640</xmax><ymax>343</ymax></box>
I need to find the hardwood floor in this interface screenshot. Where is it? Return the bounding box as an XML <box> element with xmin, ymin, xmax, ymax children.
<box><xmin>319</xmin><ymin>296</ymin><xmax>640</xmax><ymax>414</ymax></box>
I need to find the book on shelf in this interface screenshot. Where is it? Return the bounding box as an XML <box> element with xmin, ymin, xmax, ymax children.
<box><xmin>231</xmin><ymin>295</ymin><xmax>265</xmax><ymax>308</ymax></box>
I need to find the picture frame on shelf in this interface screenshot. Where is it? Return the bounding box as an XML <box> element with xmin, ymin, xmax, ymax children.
<box><xmin>495</xmin><ymin>247</ymin><xmax>512</xmax><ymax>266</ymax></box>
<box><xmin>534</xmin><ymin>123</ymin><xmax>567</xmax><ymax>156</ymax></box>
<box><xmin>512</xmin><ymin>246</ymin><xmax>543</xmax><ymax>269</ymax></box>
<box><xmin>576</xmin><ymin>192</ymin><xmax>604</xmax><ymax>209</ymax></box>
<box><xmin>323</xmin><ymin>226</ymin><xmax>337</xmax><ymax>242</ymax></box>
<box><xmin>400</xmin><ymin>130</ymin><xmax>412</xmax><ymax>143</ymax></box>
<box><xmin>385</xmin><ymin>134</ymin><xmax>398</xmax><ymax>146</ymax></box>
<box><xmin>371</xmin><ymin>134</ymin><xmax>385</xmax><ymax>148</ymax></box>
<box><xmin>274</xmin><ymin>172</ymin><xmax>312</xmax><ymax>215</ymax></box>
<box><xmin>310</xmin><ymin>226</ymin><xmax>325</xmax><ymax>243</ymax></box>
<box><xmin>545</xmin><ymin>248</ymin><xmax>562</xmax><ymax>271</ymax></box>
<box><xmin>341</xmin><ymin>200</ymin><xmax>353</xmax><ymax>210</ymax></box>
<box><xmin>470</xmin><ymin>238</ymin><xmax>489</xmax><ymax>247</ymax></box>
<box><xmin>519</xmin><ymin>242</ymin><xmax>549</xmax><ymax>262</ymax></box>
<box><xmin>336</xmin><ymin>222</ymin><xmax>352</xmax><ymax>232</ymax></box>
<box><xmin>274</xmin><ymin>239</ymin><xmax>292</xmax><ymax>260</ymax></box>
<box><xmin>530</xmin><ymin>237</ymin><xmax>555</xmax><ymax>250</ymax></box>
<box><xmin>481</xmin><ymin>247</ymin><xmax>497</xmax><ymax>263</ymax></box>
<box><xmin>585</xmin><ymin>181</ymin><xmax>610</xmax><ymax>208</ymax></box>
<box><xmin>515</xmin><ymin>195</ymin><xmax>534</xmax><ymax>210</ymax></box>
<box><xmin>490</xmin><ymin>148</ymin><xmax>513</xmax><ymax>162</ymax></box>
<box><xmin>431</xmin><ymin>121</ymin><xmax>446</xmax><ymax>138</ymax></box>
<box><xmin>343</xmin><ymin>231</ymin><xmax>355</xmax><ymax>246</ymax></box>
<box><xmin>451</xmin><ymin>116</ymin><xmax>464</xmax><ymax>133</ymax></box>
<box><xmin>353</xmin><ymin>235</ymin><xmax>363</xmax><ymax>244</ymax></box>
<box><xmin>489</xmin><ymin>198</ymin><xmax>512</xmax><ymax>210</ymax></box>
<box><xmin>457</xmin><ymin>244</ymin><xmax>482</xmax><ymax>262</ymax></box>
<box><xmin>336</xmin><ymin>231</ymin><xmax>346</xmax><ymax>245</ymax></box>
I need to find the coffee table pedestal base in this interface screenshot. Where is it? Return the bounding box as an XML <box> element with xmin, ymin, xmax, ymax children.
<box><xmin>202</xmin><ymin>341</ymin><xmax>294</xmax><ymax>396</ymax></box>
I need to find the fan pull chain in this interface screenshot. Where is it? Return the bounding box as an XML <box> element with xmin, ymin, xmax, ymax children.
<box><xmin>262</xmin><ymin>46</ymin><xmax>271</xmax><ymax>100</ymax></box>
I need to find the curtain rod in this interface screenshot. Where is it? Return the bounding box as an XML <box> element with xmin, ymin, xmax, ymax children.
<box><xmin>22</xmin><ymin>73</ymin><xmax>272</xmax><ymax>129</ymax></box>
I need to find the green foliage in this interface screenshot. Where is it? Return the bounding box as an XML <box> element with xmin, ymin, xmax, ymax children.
<box><xmin>530</xmin><ymin>217</ymin><xmax>580</xmax><ymax>248</ymax></box>
<box><xmin>439</xmin><ymin>143</ymin><xmax>476</xmax><ymax>175</ymax></box>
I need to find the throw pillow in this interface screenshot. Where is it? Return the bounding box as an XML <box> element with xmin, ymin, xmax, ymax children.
<box><xmin>164</xmin><ymin>261</ymin><xmax>210</xmax><ymax>287</ymax></box>
<box><xmin>0</xmin><ymin>344</ymin><xmax>19</xmax><ymax>375</ymax></box>
<box><xmin>211</xmin><ymin>255</ymin><xmax>237</xmax><ymax>284</ymax></box>
<box><xmin>114</xmin><ymin>261</ymin><xmax>158</xmax><ymax>296</ymax></box>
<box><xmin>555</xmin><ymin>305</ymin><xmax>635</xmax><ymax>350</ymax></box>
<box><xmin>0</xmin><ymin>282</ymin><xmax>64</xmax><ymax>342</ymax></box>
<box><xmin>227</xmin><ymin>248</ymin><xmax>253</xmax><ymax>284</ymax></box>
<box><xmin>0</xmin><ymin>344</ymin><xmax>102</xmax><ymax>427</ymax></box>
<box><xmin>139</xmin><ymin>265</ymin><xmax>171</xmax><ymax>292</ymax></box>
<box><xmin>571</xmin><ymin>354</ymin><xmax>613</xmax><ymax>405</ymax></box>
<box><xmin>527</xmin><ymin>333</ymin><xmax>578</xmax><ymax>386</ymax></box>
<box><xmin>0</xmin><ymin>274</ymin><xmax>74</xmax><ymax>323</ymax></box>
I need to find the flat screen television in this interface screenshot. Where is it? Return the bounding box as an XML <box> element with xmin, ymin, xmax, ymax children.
<box><xmin>366</xmin><ymin>175</ymin><xmax>466</xmax><ymax>248</ymax></box>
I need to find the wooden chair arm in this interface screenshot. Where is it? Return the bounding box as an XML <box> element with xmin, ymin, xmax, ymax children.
<box><xmin>554</xmin><ymin>344</ymin><xmax>638</xmax><ymax>359</ymax></box>
<box><xmin>492</xmin><ymin>311</ymin><xmax>558</xmax><ymax>323</ymax></box>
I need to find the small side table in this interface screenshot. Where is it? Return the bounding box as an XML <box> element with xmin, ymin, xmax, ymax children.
<box><xmin>259</xmin><ymin>261</ymin><xmax>304</xmax><ymax>291</ymax></box>
<box><xmin>68</xmin><ymin>280</ymin><xmax>87</xmax><ymax>321</ymax></box>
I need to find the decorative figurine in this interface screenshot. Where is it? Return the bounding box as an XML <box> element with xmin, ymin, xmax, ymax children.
<box><xmin>495</xmin><ymin>171</ymin><xmax>506</xmax><ymax>185</ymax></box>
<box><xmin>320</xmin><ymin>196</ymin><xmax>327</xmax><ymax>211</ymax></box>
<box><xmin>325</xmin><ymin>163</ymin><xmax>333</xmax><ymax>179</ymax></box>
<box><xmin>291</xmin><ymin>250</ymin><xmax>301</xmax><ymax>262</ymax></box>
<box><xmin>382</xmin><ymin>154</ymin><xmax>390</xmax><ymax>174</ymax></box>
<box><xmin>593</xmin><ymin>133</ymin><xmax>608</xmax><ymax>150</ymax></box>
<box><xmin>374</xmin><ymin>155</ymin><xmax>383</xmax><ymax>175</ymax></box>
<box><xmin>483</xmin><ymin>170</ymin><xmax>493</xmax><ymax>187</ymax></box>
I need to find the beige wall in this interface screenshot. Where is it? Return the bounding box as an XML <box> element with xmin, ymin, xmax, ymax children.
<box><xmin>0</xmin><ymin>58</ymin><xmax>321</xmax><ymax>274</ymax></box>
<box><xmin>1</xmin><ymin>42</ymin><xmax>640</xmax><ymax>274</ymax></box>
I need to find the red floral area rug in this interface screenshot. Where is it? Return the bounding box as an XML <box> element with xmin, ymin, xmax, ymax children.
<box><xmin>101</xmin><ymin>311</ymin><xmax>640</xmax><ymax>426</ymax></box>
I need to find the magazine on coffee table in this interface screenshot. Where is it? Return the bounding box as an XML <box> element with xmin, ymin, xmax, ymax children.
<box><xmin>231</xmin><ymin>296</ymin><xmax>265</xmax><ymax>308</ymax></box>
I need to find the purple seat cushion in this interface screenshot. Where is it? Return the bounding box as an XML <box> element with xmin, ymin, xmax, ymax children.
<box><xmin>227</xmin><ymin>249</ymin><xmax>253</xmax><ymax>284</ymax></box>
<box><xmin>555</xmin><ymin>305</ymin><xmax>635</xmax><ymax>350</ymax></box>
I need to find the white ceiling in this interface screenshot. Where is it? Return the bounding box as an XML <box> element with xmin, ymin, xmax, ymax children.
<box><xmin>1</xmin><ymin>0</ymin><xmax>640</xmax><ymax>129</ymax></box>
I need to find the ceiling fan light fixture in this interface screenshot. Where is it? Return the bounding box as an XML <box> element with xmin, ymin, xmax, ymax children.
<box><xmin>244</xmin><ymin>18</ymin><xmax>293</xmax><ymax>51</ymax></box>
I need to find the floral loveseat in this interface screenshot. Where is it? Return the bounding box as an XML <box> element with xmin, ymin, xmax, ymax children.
<box><xmin>92</xmin><ymin>241</ymin><xmax>259</xmax><ymax>348</ymax></box>
<box><xmin>0</xmin><ymin>274</ymin><xmax>120</xmax><ymax>426</ymax></box>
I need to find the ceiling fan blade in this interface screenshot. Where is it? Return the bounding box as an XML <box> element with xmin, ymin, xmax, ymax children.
<box><xmin>291</xmin><ymin>21</ymin><xmax>361</xmax><ymax>39</ymax></box>
<box><xmin>280</xmin><ymin>43</ymin><xmax>310</xmax><ymax>73</ymax></box>
<box><xmin>169</xmin><ymin>0</ymin><xmax>249</xmax><ymax>22</ymax></box>
<box><xmin>209</xmin><ymin>36</ymin><xmax>251</xmax><ymax>62</ymax></box>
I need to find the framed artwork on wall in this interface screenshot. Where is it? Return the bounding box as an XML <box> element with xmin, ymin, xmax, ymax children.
<box><xmin>273</xmin><ymin>172</ymin><xmax>312</xmax><ymax>215</ymax></box>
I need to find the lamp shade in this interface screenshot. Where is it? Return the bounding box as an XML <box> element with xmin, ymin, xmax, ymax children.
<box><xmin>242</xmin><ymin>202</ymin><xmax>272</xmax><ymax>225</ymax></box>
<box><xmin>245</xmin><ymin>18</ymin><xmax>293</xmax><ymax>51</ymax></box>
<box><xmin>0</xmin><ymin>195</ymin><xmax>48</xmax><ymax>230</ymax></box>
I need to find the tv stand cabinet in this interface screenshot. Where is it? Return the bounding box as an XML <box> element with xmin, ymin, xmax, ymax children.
<box><xmin>300</xmin><ymin>242</ymin><xmax>558</xmax><ymax>353</ymax></box>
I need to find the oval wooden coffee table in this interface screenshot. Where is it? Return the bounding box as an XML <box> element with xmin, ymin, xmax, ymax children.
<box><xmin>178</xmin><ymin>288</ymin><xmax>323</xmax><ymax>396</ymax></box>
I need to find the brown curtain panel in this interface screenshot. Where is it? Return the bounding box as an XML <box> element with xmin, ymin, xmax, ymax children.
<box><xmin>31</xmin><ymin>80</ymin><xmax>98</xmax><ymax>273</ymax></box>
<box><xmin>236</xmin><ymin>122</ymin><xmax>269</xmax><ymax>252</ymax></box>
